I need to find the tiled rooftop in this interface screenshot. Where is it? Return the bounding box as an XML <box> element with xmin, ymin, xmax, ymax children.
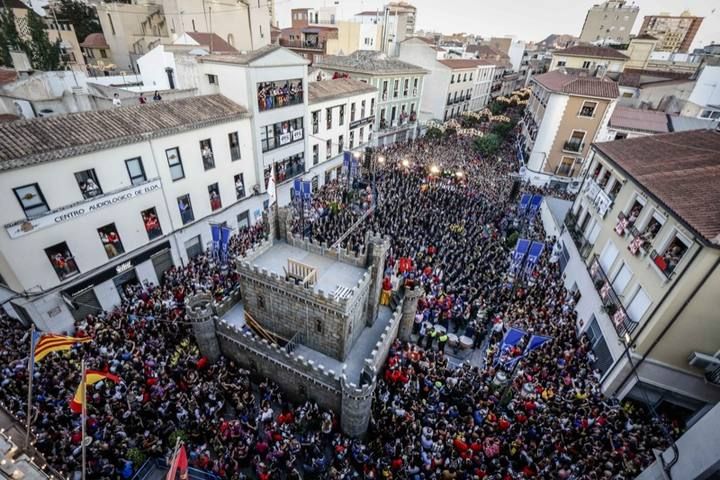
<box><xmin>594</xmin><ymin>130</ymin><xmax>720</xmax><ymax>245</ymax></box>
<box><xmin>554</xmin><ymin>45</ymin><xmax>629</xmax><ymax>60</ymax></box>
<box><xmin>0</xmin><ymin>95</ymin><xmax>248</xmax><ymax>171</ymax></box>
<box><xmin>308</xmin><ymin>78</ymin><xmax>377</xmax><ymax>103</ymax></box>
<box><xmin>438</xmin><ymin>59</ymin><xmax>493</xmax><ymax>69</ymax></box>
<box><xmin>314</xmin><ymin>50</ymin><xmax>427</xmax><ymax>76</ymax></box>
<box><xmin>532</xmin><ymin>70</ymin><xmax>620</xmax><ymax>99</ymax></box>
<box><xmin>200</xmin><ymin>44</ymin><xmax>288</xmax><ymax>65</ymax></box>
<box><xmin>609</xmin><ymin>106</ymin><xmax>670</xmax><ymax>133</ymax></box>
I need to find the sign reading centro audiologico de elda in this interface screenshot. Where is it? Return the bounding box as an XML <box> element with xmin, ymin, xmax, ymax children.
<box><xmin>5</xmin><ymin>179</ymin><xmax>162</xmax><ymax>239</ymax></box>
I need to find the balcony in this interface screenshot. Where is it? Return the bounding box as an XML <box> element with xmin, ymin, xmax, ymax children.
<box><xmin>564</xmin><ymin>211</ymin><xmax>593</xmax><ymax>260</ymax></box>
<box><xmin>583</xmin><ymin>178</ymin><xmax>613</xmax><ymax>218</ymax></box>
<box><xmin>589</xmin><ymin>255</ymin><xmax>638</xmax><ymax>337</ymax></box>
<box><xmin>563</xmin><ymin>140</ymin><xmax>584</xmax><ymax>153</ymax></box>
<box><xmin>280</xmin><ymin>40</ymin><xmax>326</xmax><ymax>51</ymax></box>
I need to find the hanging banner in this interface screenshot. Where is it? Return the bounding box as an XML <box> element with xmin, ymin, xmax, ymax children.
<box><xmin>511</xmin><ymin>238</ymin><xmax>531</xmax><ymax>273</ymax></box>
<box><xmin>524</xmin><ymin>241</ymin><xmax>545</xmax><ymax>278</ymax></box>
<box><xmin>529</xmin><ymin>194</ymin><xmax>543</xmax><ymax>215</ymax></box>
<box><xmin>518</xmin><ymin>193</ymin><xmax>531</xmax><ymax>212</ymax></box>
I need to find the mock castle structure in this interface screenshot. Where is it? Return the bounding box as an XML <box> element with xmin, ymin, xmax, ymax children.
<box><xmin>185</xmin><ymin>206</ymin><xmax>412</xmax><ymax>437</ymax></box>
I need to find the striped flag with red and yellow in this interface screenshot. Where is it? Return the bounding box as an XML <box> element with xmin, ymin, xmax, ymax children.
<box><xmin>69</xmin><ymin>370</ymin><xmax>121</xmax><ymax>413</ymax></box>
<box><xmin>31</xmin><ymin>331</ymin><xmax>92</xmax><ymax>363</ymax></box>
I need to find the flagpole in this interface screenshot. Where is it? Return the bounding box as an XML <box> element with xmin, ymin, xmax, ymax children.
<box><xmin>24</xmin><ymin>325</ymin><xmax>35</xmax><ymax>449</ymax></box>
<box><xmin>81</xmin><ymin>359</ymin><xmax>87</xmax><ymax>480</ymax></box>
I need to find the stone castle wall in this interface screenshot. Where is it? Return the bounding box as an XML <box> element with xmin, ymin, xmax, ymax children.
<box><xmin>365</xmin><ymin>304</ymin><xmax>403</xmax><ymax>374</ymax></box>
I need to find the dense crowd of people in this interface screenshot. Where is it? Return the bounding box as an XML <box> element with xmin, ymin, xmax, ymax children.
<box><xmin>0</xmin><ymin>125</ymin><xmax>676</xmax><ymax>479</ymax></box>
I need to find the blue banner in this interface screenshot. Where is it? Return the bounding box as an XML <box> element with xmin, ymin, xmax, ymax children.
<box><xmin>210</xmin><ymin>223</ymin><xmax>221</xmax><ymax>255</ymax></box>
<box><xmin>494</xmin><ymin>327</ymin><xmax>527</xmax><ymax>366</ymax></box>
<box><xmin>220</xmin><ymin>225</ymin><xmax>232</xmax><ymax>262</ymax></box>
<box><xmin>524</xmin><ymin>241</ymin><xmax>545</xmax><ymax>279</ymax></box>
<box><xmin>302</xmin><ymin>180</ymin><xmax>312</xmax><ymax>203</ymax></box>
<box><xmin>519</xmin><ymin>193</ymin><xmax>531</xmax><ymax>212</ymax></box>
<box><xmin>530</xmin><ymin>194</ymin><xmax>543</xmax><ymax>214</ymax></box>
<box><xmin>524</xmin><ymin>334</ymin><xmax>552</xmax><ymax>354</ymax></box>
<box><xmin>511</xmin><ymin>238</ymin><xmax>531</xmax><ymax>273</ymax></box>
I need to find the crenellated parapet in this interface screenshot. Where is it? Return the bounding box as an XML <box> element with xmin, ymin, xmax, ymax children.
<box><xmin>340</xmin><ymin>366</ymin><xmax>376</xmax><ymax>438</ymax></box>
<box><xmin>185</xmin><ymin>293</ymin><xmax>221</xmax><ymax>363</ymax></box>
<box><xmin>399</xmin><ymin>286</ymin><xmax>423</xmax><ymax>342</ymax></box>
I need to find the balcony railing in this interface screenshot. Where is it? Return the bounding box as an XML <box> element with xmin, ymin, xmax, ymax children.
<box><xmin>564</xmin><ymin>211</ymin><xmax>593</xmax><ymax>260</ymax></box>
<box><xmin>280</xmin><ymin>40</ymin><xmax>326</xmax><ymax>51</ymax></box>
<box><xmin>583</xmin><ymin>178</ymin><xmax>613</xmax><ymax>218</ymax></box>
<box><xmin>563</xmin><ymin>140</ymin><xmax>584</xmax><ymax>153</ymax></box>
<box><xmin>589</xmin><ymin>255</ymin><xmax>638</xmax><ymax>337</ymax></box>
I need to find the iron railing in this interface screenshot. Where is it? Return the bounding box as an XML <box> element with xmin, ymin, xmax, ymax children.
<box><xmin>588</xmin><ymin>254</ymin><xmax>638</xmax><ymax>337</ymax></box>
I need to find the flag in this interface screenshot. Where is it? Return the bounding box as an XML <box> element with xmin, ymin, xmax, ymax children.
<box><xmin>524</xmin><ymin>334</ymin><xmax>552</xmax><ymax>354</ymax></box>
<box><xmin>32</xmin><ymin>332</ymin><xmax>91</xmax><ymax>363</ymax></box>
<box><xmin>494</xmin><ymin>327</ymin><xmax>526</xmax><ymax>366</ymax></box>
<box><xmin>267</xmin><ymin>163</ymin><xmax>277</xmax><ymax>205</ymax></box>
<box><xmin>70</xmin><ymin>370</ymin><xmax>121</xmax><ymax>413</ymax></box>
<box><xmin>166</xmin><ymin>444</ymin><xmax>188</xmax><ymax>480</ymax></box>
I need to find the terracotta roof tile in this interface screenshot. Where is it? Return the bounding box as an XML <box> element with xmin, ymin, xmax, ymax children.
<box><xmin>594</xmin><ymin>130</ymin><xmax>720</xmax><ymax>245</ymax></box>
<box><xmin>0</xmin><ymin>95</ymin><xmax>249</xmax><ymax>171</ymax></box>
<box><xmin>0</xmin><ymin>68</ymin><xmax>18</xmax><ymax>86</ymax></box>
<box><xmin>314</xmin><ymin>51</ymin><xmax>427</xmax><ymax>76</ymax></box>
<box><xmin>532</xmin><ymin>70</ymin><xmax>619</xmax><ymax>99</ymax></box>
<box><xmin>186</xmin><ymin>32</ymin><xmax>238</xmax><ymax>53</ymax></box>
<box><xmin>554</xmin><ymin>45</ymin><xmax>629</xmax><ymax>60</ymax></box>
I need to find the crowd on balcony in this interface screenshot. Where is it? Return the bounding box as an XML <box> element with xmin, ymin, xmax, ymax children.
<box><xmin>257</xmin><ymin>80</ymin><xmax>304</xmax><ymax>112</ymax></box>
<box><xmin>0</xmin><ymin>131</ymin><xmax>677</xmax><ymax>479</ymax></box>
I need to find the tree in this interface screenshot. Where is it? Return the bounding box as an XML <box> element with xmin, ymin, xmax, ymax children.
<box><xmin>0</xmin><ymin>9</ymin><xmax>26</xmax><ymax>67</ymax></box>
<box><xmin>491</xmin><ymin>120</ymin><xmax>516</xmax><ymax>140</ymax></box>
<box><xmin>443</xmin><ymin>126</ymin><xmax>457</xmax><ymax>138</ymax></box>
<box><xmin>26</xmin><ymin>11</ymin><xmax>62</xmax><ymax>71</ymax></box>
<box><xmin>473</xmin><ymin>133</ymin><xmax>501</xmax><ymax>157</ymax></box>
<box><xmin>489</xmin><ymin>101</ymin><xmax>507</xmax><ymax>115</ymax></box>
<box><xmin>55</xmin><ymin>0</ymin><xmax>100</xmax><ymax>43</ymax></box>
<box><xmin>425</xmin><ymin>127</ymin><xmax>443</xmax><ymax>141</ymax></box>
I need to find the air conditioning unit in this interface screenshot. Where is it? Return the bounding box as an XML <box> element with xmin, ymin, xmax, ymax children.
<box><xmin>688</xmin><ymin>351</ymin><xmax>720</xmax><ymax>370</ymax></box>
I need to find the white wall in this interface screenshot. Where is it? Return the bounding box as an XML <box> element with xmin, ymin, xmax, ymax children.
<box><xmin>687</xmin><ymin>66</ymin><xmax>720</xmax><ymax>112</ymax></box>
<box><xmin>526</xmin><ymin>93</ymin><xmax>568</xmax><ymax>172</ymax></box>
<box><xmin>137</xmin><ymin>45</ymin><xmax>177</xmax><ymax>91</ymax></box>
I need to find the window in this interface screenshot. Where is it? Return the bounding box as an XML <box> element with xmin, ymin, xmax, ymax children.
<box><xmin>185</xmin><ymin>235</ymin><xmax>203</xmax><ymax>259</ymax></box>
<box><xmin>381</xmin><ymin>81</ymin><xmax>388</xmax><ymax>100</ymax></box>
<box><xmin>700</xmin><ymin>110</ymin><xmax>720</xmax><ymax>120</ymax></box>
<box><xmin>98</xmin><ymin>223</ymin><xmax>124</xmax><ymax>259</ymax></box>
<box><xmin>360</xmin><ymin>100</ymin><xmax>366</xmax><ymax>118</ymax></box>
<box><xmin>349</xmin><ymin>131</ymin><xmax>354</xmax><ymax>149</ymax></box>
<box><xmin>256</xmin><ymin>79</ymin><xmax>303</xmax><ymax>111</ymax></box>
<box><xmin>45</xmin><ymin>242</ymin><xmax>79</xmax><ymax>280</ymax></box>
<box><xmin>339</xmin><ymin>105</ymin><xmax>345</xmax><ymax>125</ymax></box>
<box><xmin>582</xmin><ymin>61</ymin><xmax>592</xmax><ymax>69</ymax></box>
<box><xmin>586</xmin><ymin>315</ymin><xmax>613</xmax><ymax>375</ymax></box>
<box><xmin>612</xmin><ymin>262</ymin><xmax>633</xmax><ymax>295</ymax></box>
<box><xmin>393</xmin><ymin>79</ymin><xmax>399</xmax><ymax>98</ymax></box>
<box><xmin>579</xmin><ymin>101</ymin><xmax>598</xmax><ymax>118</ymax></box>
<box><xmin>141</xmin><ymin>207</ymin><xmax>162</xmax><ymax>240</ymax></box>
<box><xmin>166</xmin><ymin>147</ymin><xmax>184</xmax><ymax>181</ymax></box>
<box><xmin>257</xmin><ymin>294</ymin><xmax>266</xmax><ymax>310</ymax></box>
<box><xmin>75</xmin><ymin>169</ymin><xmax>102</xmax><ymax>199</ymax></box>
<box><xmin>599</xmin><ymin>240</ymin><xmax>619</xmax><ymax>273</ymax></box>
<box><xmin>264</xmin><ymin>153</ymin><xmax>304</xmax><ymax>185</ymax></box>
<box><xmin>412</xmin><ymin>78</ymin><xmax>418</xmax><ymax>96</ymax></box>
<box><xmin>207</xmin><ymin>74</ymin><xmax>218</xmax><ymax>85</ymax></box>
<box><xmin>370</xmin><ymin>98</ymin><xmax>375</xmax><ymax>115</ymax></box>
<box><xmin>350</xmin><ymin>102</ymin><xmax>356</xmax><ymax>122</ymax></box>
<box><xmin>326</xmin><ymin>107</ymin><xmax>333</xmax><ymax>129</ymax></box>
<box><xmin>641</xmin><ymin>212</ymin><xmax>664</xmax><ymax>242</ymax></box>
<box><xmin>403</xmin><ymin>78</ymin><xmax>409</xmax><ymax>96</ymax></box>
<box><xmin>556</xmin><ymin>157</ymin><xmax>576</xmax><ymax>177</ymax></box>
<box><xmin>200</xmin><ymin>139</ymin><xmax>214</xmax><ymax>170</ymax></box>
<box><xmin>208</xmin><ymin>183</ymin><xmax>222</xmax><ymax>211</ymax></box>
<box><xmin>100</xmin><ymin>49</ymin><xmax>107</xmax><ymax>58</ymax></box>
<box><xmin>107</xmin><ymin>13</ymin><xmax>115</xmax><ymax>35</ymax></box>
<box><xmin>125</xmin><ymin>157</ymin><xmax>146</xmax><ymax>185</ymax></box>
<box><xmin>312</xmin><ymin>110</ymin><xmax>319</xmax><ymax>134</ymax></box>
<box><xmin>655</xmin><ymin>233</ymin><xmax>690</xmax><ymax>275</ymax></box>
<box><xmin>326</xmin><ymin>139</ymin><xmax>332</xmax><ymax>159</ymax></box>
<box><xmin>557</xmin><ymin>60</ymin><xmax>566</xmax><ymax>67</ymax></box>
<box><xmin>13</xmin><ymin>184</ymin><xmax>49</xmax><ymax>218</ymax></box>
<box><xmin>237</xmin><ymin>210</ymin><xmax>250</xmax><ymax>230</ymax></box>
<box><xmin>313</xmin><ymin>144</ymin><xmax>319</xmax><ymax>165</ymax></box>
<box><xmin>564</xmin><ymin>131</ymin><xmax>585</xmax><ymax>153</ymax></box>
<box><xmin>234</xmin><ymin>174</ymin><xmax>245</xmax><ymax>199</ymax></box>
<box><xmin>315</xmin><ymin>318</ymin><xmax>322</xmax><ymax>333</ymax></box>
<box><xmin>228</xmin><ymin>132</ymin><xmax>241</xmax><ymax>161</ymax></box>
<box><xmin>260</xmin><ymin>117</ymin><xmax>304</xmax><ymax>152</ymax></box>
<box><xmin>469</xmin><ymin>72</ymin><xmax>473</xmax><ymax>81</ymax></box>
<box><xmin>338</xmin><ymin>135</ymin><xmax>344</xmax><ymax>155</ymax></box>
<box><xmin>626</xmin><ymin>287</ymin><xmax>651</xmax><ymax>323</ymax></box>
<box><xmin>359</xmin><ymin>127</ymin><xmax>364</xmax><ymax>144</ymax></box>
<box><xmin>451</xmin><ymin>74</ymin><xmax>455</xmax><ymax>84</ymax></box>
<box><xmin>177</xmin><ymin>194</ymin><xmax>194</xmax><ymax>224</ymax></box>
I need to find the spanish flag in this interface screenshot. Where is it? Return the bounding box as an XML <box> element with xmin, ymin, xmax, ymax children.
<box><xmin>69</xmin><ymin>370</ymin><xmax>121</xmax><ymax>413</ymax></box>
<box><xmin>32</xmin><ymin>331</ymin><xmax>92</xmax><ymax>363</ymax></box>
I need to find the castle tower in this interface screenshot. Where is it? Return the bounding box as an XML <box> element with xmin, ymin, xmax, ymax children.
<box><xmin>366</xmin><ymin>234</ymin><xmax>390</xmax><ymax>326</ymax></box>
<box><xmin>340</xmin><ymin>365</ymin><xmax>376</xmax><ymax>437</ymax></box>
<box><xmin>186</xmin><ymin>293</ymin><xmax>221</xmax><ymax>363</ymax></box>
<box><xmin>398</xmin><ymin>286</ymin><xmax>422</xmax><ymax>342</ymax></box>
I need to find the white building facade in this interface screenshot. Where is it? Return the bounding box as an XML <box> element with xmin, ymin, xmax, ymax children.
<box><xmin>314</xmin><ymin>50</ymin><xmax>427</xmax><ymax>147</ymax></box>
<box><xmin>0</xmin><ymin>95</ymin><xmax>263</xmax><ymax>332</ymax></box>
<box><xmin>306</xmin><ymin>79</ymin><xmax>377</xmax><ymax>189</ymax></box>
